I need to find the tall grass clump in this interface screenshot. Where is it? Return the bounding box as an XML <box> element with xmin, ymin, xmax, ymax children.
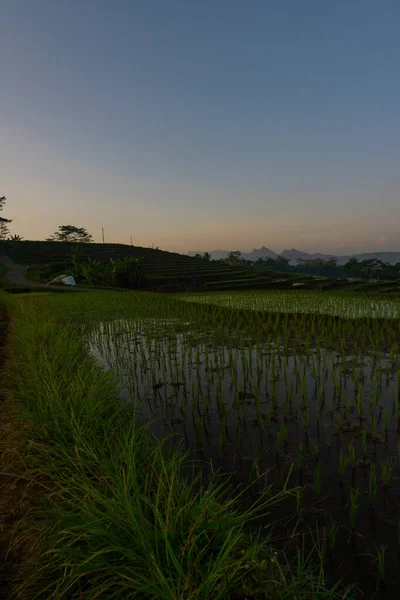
<box><xmin>4</xmin><ymin>294</ymin><xmax>346</xmax><ymax>599</ymax></box>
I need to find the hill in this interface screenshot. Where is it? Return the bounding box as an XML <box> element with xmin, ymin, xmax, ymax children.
<box><xmin>2</xmin><ymin>240</ymin><xmax>400</xmax><ymax>295</ymax></box>
<box><xmin>1</xmin><ymin>240</ymin><xmax>252</xmax><ymax>292</ymax></box>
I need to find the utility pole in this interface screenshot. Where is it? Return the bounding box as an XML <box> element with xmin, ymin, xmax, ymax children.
<box><xmin>130</xmin><ymin>235</ymin><xmax>133</xmax><ymax>246</ymax></box>
<box><xmin>102</xmin><ymin>228</ymin><xmax>105</xmax><ymax>244</ymax></box>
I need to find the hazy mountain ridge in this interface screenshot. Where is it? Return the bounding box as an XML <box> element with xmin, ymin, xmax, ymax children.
<box><xmin>188</xmin><ymin>248</ymin><xmax>400</xmax><ymax>265</ymax></box>
<box><xmin>188</xmin><ymin>246</ymin><xmax>277</xmax><ymax>261</ymax></box>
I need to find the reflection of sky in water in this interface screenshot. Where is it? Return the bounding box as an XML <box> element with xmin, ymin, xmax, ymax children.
<box><xmin>88</xmin><ymin>318</ymin><xmax>400</xmax><ymax>463</ymax></box>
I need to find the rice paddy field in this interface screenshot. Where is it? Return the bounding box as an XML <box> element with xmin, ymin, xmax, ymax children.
<box><xmin>176</xmin><ymin>289</ymin><xmax>400</xmax><ymax>318</ymax></box>
<box><xmin>86</xmin><ymin>289</ymin><xmax>400</xmax><ymax>595</ymax></box>
<box><xmin>7</xmin><ymin>288</ymin><xmax>400</xmax><ymax>597</ymax></box>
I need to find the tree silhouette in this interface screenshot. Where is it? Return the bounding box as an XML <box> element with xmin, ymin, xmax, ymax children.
<box><xmin>226</xmin><ymin>251</ymin><xmax>243</xmax><ymax>266</ymax></box>
<box><xmin>47</xmin><ymin>225</ymin><xmax>93</xmax><ymax>243</ymax></box>
<box><xmin>0</xmin><ymin>196</ymin><xmax>12</xmax><ymax>240</ymax></box>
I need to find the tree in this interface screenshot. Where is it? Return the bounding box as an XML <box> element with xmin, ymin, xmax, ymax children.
<box><xmin>47</xmin><ymin>225</ymin><xmax>93</xmax><ymax>243</ymax></box>
<box><xmin>386</xmin><ymin>262</ymin><xmax>400</xmax><ymax>280</ymax></box>
<box><xmin>7</xmin><ymin>233</ymin><xmax>23</xmax><ymax>253</ymax></box>
<box><xmin>0</xmin><ymin>196</ymin><xmax>12</xmax><ymax>240</ymax></box>
<box><xmin>343</xmin><ymin>257</ymin><xmax>390</xmax><ymax>280</ymax></box>
<box><xmin>343</xmin><ymin>257</ymin><xmax>360</xmax><ymax>277</ymax></box>
<box><xmin>202</xmin><ymin>252</ymin><xmax>211</xmax><ymax>261</ymax></box>
<box><xmin>325</xmin><ymin>257</ymin><xmax>338</xmax><ymax>268</ymax></box>
<box><xmin>226</xmin><ymin>251</ymin><xmax>243</xmax><ymax>266</ymax></box>
<box><xmin>362</xmin><ymin>259</ymin><xmax>388</xmax><ymax>279</ymax></box>
<box><xmin>275</xmin><ymin>255</ymin><xmax>290</xmax><ymax>267</ymax></box>
<box><xmin>265</xmin><ymin>257</ymin><xmax>277</xmax><ymax>266</ymax></box>
<box><xmin>0</xmin><ymin>219</ymin><xmax>11</xmax><ymax>240</ymax></box>
<box><xmin>308</xmin><ymin>258</ymin><xmax>325</xmax><ymax>274</ymax></box>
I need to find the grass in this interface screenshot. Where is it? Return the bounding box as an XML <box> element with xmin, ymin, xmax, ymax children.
<box><xmin>24</xmin><ymin>262</ymin><xmax>67</xmax><ymax>283</ymax></box>
<box><xmin>0</xmin><ymin>292</ymin><xmax>352</xmax><ymax>598</ymax></box>
<box><xmin>0</xmin><ymin>264</ymin><xmax>9</xmax><ymax>286</ymax></box>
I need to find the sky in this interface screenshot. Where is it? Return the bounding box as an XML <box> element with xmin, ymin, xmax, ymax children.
<box><xmin>1</xmin><ymin>0</ymin><xmax>400</xmax><ymax>255</ymax></box>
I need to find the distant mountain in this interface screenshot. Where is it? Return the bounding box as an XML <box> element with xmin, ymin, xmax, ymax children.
<box><xmin>189</xmin><ymin>247</ymin><xmax>400</xmax><ymax>265</ymax></box>
<box><xmin>281</xmin><ymin>249</ymin><xmax>341</xmax><ymax>264</ymax></box>
<box><xmin>244</xmin><ymin>246</ymin><xmax>278</xmax><ymax>261</ymax></box>
<box><xmin>188</xmin><ymin>247</ymin><xmax>278</xmax><ymax>261</ymax></box>
<box><xmin>281</xmin><ymin>249</ymin><xmax>400</xmax><ymax>265</ymax></box>
<box><xmin>188</xmin><ymin>250</ymin><xmax>231</xmax><ymax>260</ymax></box>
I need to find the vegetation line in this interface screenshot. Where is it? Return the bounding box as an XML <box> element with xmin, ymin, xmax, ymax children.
<box><xmin>0</xmin><ymin>292</ymin><xmax>348</xmax><ymax>598</ymax></box>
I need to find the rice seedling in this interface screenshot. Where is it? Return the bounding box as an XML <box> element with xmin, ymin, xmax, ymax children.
<box><xmin>297</xmin><ymin>442</ymin><xmax>305</xmax><ymax>471</ymax></box>
<box><xmin>280</xmin><ymin>423</ymin><xmax>289</xmax><ymax>447</ymax></box>
<box><xmin>376</xmin><ymin>543</ymin><xmax>387</xmax><ymax>585</ymax></box>
<box><xmin>381</xmin><ymin>458</ymin><xmax>393</xmax><ymax>487</ymax></box>
<box><xmin>369</xmin><ymin>465</ymin><xmax>377</xmax><ymax>508</ymax></box>
<box><xmin>311</xmin><ymin>437</ymin><xmax>320</xmax><ymax>462</ymax></box>
<box><xmin>344</xmin><ymin>398</ymin><xmax>351</xmax><ymax>424</ymax></box>
<box><xmin>314</xmin><ymin>464</ymin><xmax>321</xmax><ymax>499</ymax></box>
<box><xmin>371</xmin><ymin>417</ymin><xmax>377</xmax><ymax>440</ymax></box>
<box><xmin>338</xmin><ymin>449</ymin><xmax>349</xmax><ymax>484</ymax></box>
<box><xmin>356</xmin><ymin>387</ymin><xmax>364</xmax><ymax>421</ymax></box>
<box><xmin>348</xmin><ymin>441</ymin><xmax>356</xmax><ymax>470</ymax></box>
<box><xmin>328</xmin><ymin>521</ymin><xmax>339</xmax><ymax>557</ymax></box>
<box><xmin>313</xmin><ymin>523</ymin><xmax>328</xmax><ymax>586</ymax></box>
<box><xmin>361</xmin><ymin>429</ymin><xmax>367</xmax><ymax>458</ymax></box>
<box><xmin>296</xmin><ymin>486</ymin><xmax>305</xmax><ymax>519</ymax></box>
<box><xmin>250</xmin><ymin>455</ymin><xmax>260</xmax><ymax>482</ymax></box>
<box><xmin>348</xmin><ymin>487</ymin><xmax>360</xmax><ymax>532</ymax></box>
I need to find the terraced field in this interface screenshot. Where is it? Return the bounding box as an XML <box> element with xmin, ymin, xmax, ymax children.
<box><xmin>2</xmin><ymin>241</ymin><xmax>299</xmax><ymax>291</ymax></box>
<box><xmin>3</xmin><ymin>241</ymin><xmax>400</xmax><ymax>294</ymax></box>
<box><xmin>2</xmin><ymin>241</ymin><xmax>248</xmax><ymax>291</ymax></box>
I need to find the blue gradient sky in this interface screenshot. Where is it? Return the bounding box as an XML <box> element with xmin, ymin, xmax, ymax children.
<box><xmin>2</xmin><ymin>1</ymin><xmax>400</xmax><ymax>254</ymax></box>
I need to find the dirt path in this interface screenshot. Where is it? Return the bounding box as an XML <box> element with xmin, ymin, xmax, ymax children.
<box><xmin>0</xmin><ymin>307</ymin><xmax>31</xmax><ymax>597</ymax></box>
<box><xmin>0</xmin><ymin>255</ymin><xmax>94</xmax><ymax>292</ymax></box>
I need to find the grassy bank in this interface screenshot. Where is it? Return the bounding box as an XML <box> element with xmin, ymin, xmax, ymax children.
<box><xmin>0</xmin><ymin>265</ymin><xmax>8</xmax><ymax>285</ymax></box>
<box><xmin>0</xmin><ymin>291</ymin><xmax>351</xmax><ymax>599</ymax></box>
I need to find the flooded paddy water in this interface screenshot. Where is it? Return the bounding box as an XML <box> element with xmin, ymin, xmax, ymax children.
<box><xmin>88</xmin><ymin>292</ymin><xmax>400</xmax><ymax>597</ymax></box>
